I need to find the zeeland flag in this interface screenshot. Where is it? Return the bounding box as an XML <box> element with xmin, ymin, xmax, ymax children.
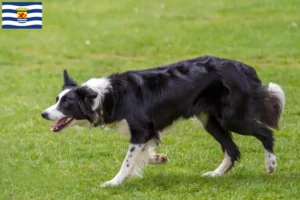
<box><xmin>2</xmin><ymin>2</ymin><xmax>42</xmax><ymax>29</ymax></box>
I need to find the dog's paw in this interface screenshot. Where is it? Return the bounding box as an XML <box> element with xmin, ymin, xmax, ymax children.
<box><xmin>265</xmin><ymin>152</ymin><xmax>277</xmax><ymax>173</ymax></box>
<box><xmin>149</xmin><ymin>154</ymin><xmax>169</xmax><ymax>165</ymax></box>
<box><xmin>100</xmin><ymin>180</ymin><xmax>121</xmax><ymax>187</ymax></box>
<box><xmin>202</xmin><ymin>171</ymin><xmax>221</xmax><ymax>177</ymax></box>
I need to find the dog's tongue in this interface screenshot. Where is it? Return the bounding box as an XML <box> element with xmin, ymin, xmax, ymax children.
<box><xmin>50</xmin><ymin>118</ymin><xmax>67</xmax><ymax>131</ymax></box>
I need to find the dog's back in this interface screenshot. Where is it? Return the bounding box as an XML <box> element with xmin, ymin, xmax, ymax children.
<box><xmin>107</xmin><ymin>56</ymin><xmax>220</xmax><ymax>130</ymax></box>
<box><xmin>108</xmin><ymin>55</ymin><xmax>284</xmax><ymax>131</ymax></box>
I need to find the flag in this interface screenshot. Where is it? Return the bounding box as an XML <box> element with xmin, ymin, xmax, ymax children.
<box><xmin>2</xmin><ymin>2</ymin><xmax>42</xmax><ymax>29</ymax></box>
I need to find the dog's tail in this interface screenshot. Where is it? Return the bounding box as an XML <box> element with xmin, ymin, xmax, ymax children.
<box><xmin>259</xmin><ymin>83</ymin><xmax>285</xmax><ymax>129</ymax></box>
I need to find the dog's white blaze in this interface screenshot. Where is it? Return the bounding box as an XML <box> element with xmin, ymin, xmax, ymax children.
<box><xmin>265</xmin><ymin>150</ymin><xmax>276</xmax><ymax>173</ymax></box>
<box><xmin>43</xmin><ymin>89</ymin><xmax>70</xmax><ymax>120</ymax></box>
<box><xmin>202</xmin><ymin>151</ymin><xmax>232</xmax><ymax>177</ymax></box>
<box><xmin>82</xmin><ymin>78</ymin><xmax>111</xmax><ymax>110</ymax></box>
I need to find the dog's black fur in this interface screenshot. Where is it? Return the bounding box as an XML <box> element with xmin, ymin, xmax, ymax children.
<box><xmin>91</xmin><ymin>56</ymin><xmax>282</xmax><ymax>166</ymax></box>
<box><xmin>43</xmin><ymin>55</ymin><xmax>284</xmax><ymax>181</ymax></box>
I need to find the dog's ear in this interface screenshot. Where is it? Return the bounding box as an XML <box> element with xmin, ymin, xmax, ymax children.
<box><xmin>76</xmin><ymin>86</ymin><xmax>98</xmax><ymax>100</ymax></box>
<box><xmin>63</xmin><ymin>69</ymin><xmax>77</xmax><ymax>90</ymax></box>
<box><xmin>77</xmin><ymin>86</ymin><xmax>100</xmax><ymax>125</ymax></box>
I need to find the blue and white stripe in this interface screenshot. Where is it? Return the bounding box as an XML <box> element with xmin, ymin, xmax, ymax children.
<box><xmin>2</xmin><ymin>2</ymin><xmax>42</xmax><ymax>29</ymax></box>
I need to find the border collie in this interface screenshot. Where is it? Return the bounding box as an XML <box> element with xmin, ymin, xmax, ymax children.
<box><xmin>41</xmin><ymin>55</ymin><xmax>285</xmax><ymax>187</ymax></box>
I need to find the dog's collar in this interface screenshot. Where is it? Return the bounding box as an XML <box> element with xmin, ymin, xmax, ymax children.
<box><xmin>98</xmin><ymin>104</ymin><xmax>106</xmax><ymax>128</ymax></box>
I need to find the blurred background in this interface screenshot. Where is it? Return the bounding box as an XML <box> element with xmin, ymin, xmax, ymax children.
<box><xmin>1</xmin><ymin>0</ymin><xmax>300</xmax><ymax>199</ymax></box>
<box><xmin>1</xmin><ymin>0</ymin><xmax>299</xmax><ymax>70</ymax></box>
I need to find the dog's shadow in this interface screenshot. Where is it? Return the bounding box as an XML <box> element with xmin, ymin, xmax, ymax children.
<box><xmin>121</xmin><ymin>169</ymin><xmax>298</xmax><ymax>190</ymax></box>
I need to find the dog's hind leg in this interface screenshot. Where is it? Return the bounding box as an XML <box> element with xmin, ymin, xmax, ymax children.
<box><xmin>197</xmin><ymin>113</ymin><xmax>240</xmax><ymax>177</ymax></box>
<box><xmin>224</xmin><ymin>119</ymin><xmax>276</xmax><ymax>173</ymax></box>
<box><xmin>250</xmin><ymin>122</ymin><xmax>277</xmax><ymax>173</ymax></box>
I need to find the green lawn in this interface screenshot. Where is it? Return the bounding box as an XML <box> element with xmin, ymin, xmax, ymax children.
<box><xmin>1</xmin><ymin>0</ymin><xmax>300</xmax><ymax>199</ymax></box>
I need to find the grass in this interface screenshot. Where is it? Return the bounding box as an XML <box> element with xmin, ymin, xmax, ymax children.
<box><xmin>1</xmin><ymin>0</ymin><xmax>300</xmax><ymax>199</ymax></box>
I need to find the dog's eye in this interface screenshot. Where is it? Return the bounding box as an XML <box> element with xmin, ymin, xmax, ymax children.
<box><xmin>56</xmin><ymin>96</ymin><xmax>59</xmax><ymax>102</ymax></box>
<box><xmin>63</xmin><ymin>101</ymin><xmax>68</xmax><ymax>106</ymax></box>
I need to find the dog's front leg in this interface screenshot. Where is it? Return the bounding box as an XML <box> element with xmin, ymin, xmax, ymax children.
<box><xmin>101</xmin><ymin>143</ymin><xmax>146</xmax><ymax>187</ymax></box>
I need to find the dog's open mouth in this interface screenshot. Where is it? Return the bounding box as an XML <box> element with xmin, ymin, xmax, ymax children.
<box><xmin>50</xmin><ymin>117</ymin><xmax>74</xmax><ymax>132</ymax></box>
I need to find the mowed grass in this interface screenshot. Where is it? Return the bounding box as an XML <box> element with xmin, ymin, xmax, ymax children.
<box><xmin>1</xmin><ymin>0</ymin><xmax>300</xmax><ymax>199</ymax></box>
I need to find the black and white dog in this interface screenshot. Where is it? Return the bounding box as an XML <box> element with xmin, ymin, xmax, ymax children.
<box><xmin>41</xmin><ymin>55</ymin><xmax>285</xmax><ymax>187</ymax></box>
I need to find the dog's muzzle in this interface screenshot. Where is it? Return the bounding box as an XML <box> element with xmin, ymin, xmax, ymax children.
<box><xmin>41</xmin><ymin>111</ymin><xmax>50</xmax><ymax>120</ymax></box>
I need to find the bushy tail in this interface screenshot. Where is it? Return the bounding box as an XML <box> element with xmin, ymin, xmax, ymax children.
<box><xmin>259</xmin><ymin>83</ymin><xmax>285</xmax><ymax>129</ymax></box>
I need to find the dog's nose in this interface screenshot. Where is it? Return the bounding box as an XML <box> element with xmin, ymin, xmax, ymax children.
<box><xmin>41</xmin><ymin>112</ymin><xmax>49</xmax><ymax>119</ymax></box>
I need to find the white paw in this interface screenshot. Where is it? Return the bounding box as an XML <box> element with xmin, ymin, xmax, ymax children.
<box><xmin>202</xmin><ymin>171</ymin><xmax>221</xmax><ymax>177</ymax></box>
<box><xmin>100</xmin><ymin>180</ymin><xmax>121</xmax><ymax>187</ymax></box>
<box><xmin>265</xmin><ymin>152</ymin><xmax>277</xmax><ymax>173</ymax></box>
<box><xmin>149</xmin><ymin>154</ymin><xmax>169</xmax><ymax>165</ymax></box>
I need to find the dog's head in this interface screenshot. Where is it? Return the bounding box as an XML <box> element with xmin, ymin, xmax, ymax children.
<box><xmin>41</xmin><ymin>70</ymin><xmax>101</xmax><ymax>132</ymax></box>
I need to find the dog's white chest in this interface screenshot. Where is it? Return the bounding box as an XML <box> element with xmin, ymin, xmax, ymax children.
<box><xmin>108</xmin><ymin>119</ymin><xmax>131</xmax><ymax>136</ymax></box>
